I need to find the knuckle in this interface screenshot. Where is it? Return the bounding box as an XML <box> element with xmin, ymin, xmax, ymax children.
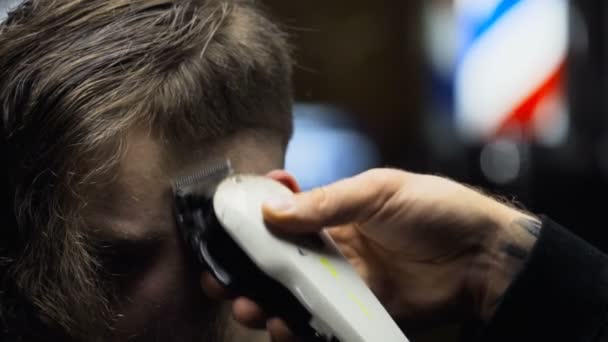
<box><xmin>362</xmin><ymin>168</ymin><xmax>401</xmax><ymax>191</ymax></box>
<box><xmin>361</xmin><ymin>168</ymin><xmax>411</xmax><ymax>207</ymax></box>
<box><xmin>311</xmin><ymin>186</ymin><xmax>330</xmax><ymax>213</ymax></box>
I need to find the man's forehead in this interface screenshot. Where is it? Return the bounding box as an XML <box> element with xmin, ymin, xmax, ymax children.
<box><xmin>83</xmin><ymin>129</ymin><xmax>284</xmax><ymax>243</ymax></box>
<box><xmin>82</xmin><ymin>131</ymin><xmax>172</xmax><ymax>242</ymax></box>
<box><xmin>88</xmin><ymin>216</ymin><xmax>173</xmax><ymax>245</ymax></box>
<box><xmin>83</xmin><ymin>180</ymin><xmax>175</xmax><ymax>244</ymax></box>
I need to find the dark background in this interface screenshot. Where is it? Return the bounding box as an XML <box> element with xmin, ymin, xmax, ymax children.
<box><xmin>265</xmin><ymin>0</ymin><xmax>425</xmax><ymax>169</ymax></box>
<box><xmin>261</xmin><ymin>2</ymin><xmax>608</xmax><ymax>339</ymax></box>
<box><xmin>263</xmin><ymin>0</ymin><xmax>608</xmax><ymax>248</ymax></box>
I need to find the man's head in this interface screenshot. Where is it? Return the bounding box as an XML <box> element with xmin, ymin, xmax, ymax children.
<box><xmin>0</xmin><ymin>0</ymin><xmax>292</xmax><ymax>340</ymax></box>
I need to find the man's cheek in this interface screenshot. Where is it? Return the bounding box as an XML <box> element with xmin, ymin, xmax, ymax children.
<box><xmin>112</xmin><ymin>241</ymin><xmax>192</xmax><ymax>330</ymax></box>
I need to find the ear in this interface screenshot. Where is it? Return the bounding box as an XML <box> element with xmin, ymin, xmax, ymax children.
<box><xmin>266</xmin><ymin>170</ymin><xmax>301</xmax><ymax>193</ymax></box>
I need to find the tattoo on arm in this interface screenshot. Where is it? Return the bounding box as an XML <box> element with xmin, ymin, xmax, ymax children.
<box><xmin>480</xmin><ymin>215</ymin><xmax>542</xmax><ymax>320</ymax></box>
<box><xmin>515</xmin><ymin>217</ymin><xmax>541</xmax><ymax>237</ymax></box>
<box><xmin>502</xmin><ymin>244</ymin><xmax>529</xmax><ymax>260</ymax></box>
<box><xmin>501</xmin><ymin>217</ymin><xmax>542</xmax><ymax>261</ymax></box>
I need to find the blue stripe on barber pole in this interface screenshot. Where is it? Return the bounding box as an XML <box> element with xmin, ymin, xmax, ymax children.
<box><xmin>458</xmin><ymin>0</ymin><xmax>521</xmax><ymax>61</ymax></box>
<box><xmin>471</xmin><ymin>0</ymin><xmax>520</xmax><ymax>45</ymax></box>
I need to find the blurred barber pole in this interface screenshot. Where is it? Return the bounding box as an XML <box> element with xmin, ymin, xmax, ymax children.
<box><xmin>455</xmin><ymin>0</ymin><xmax>570</xmax><ymax>146</ymax></box>
<box><xmin>424</xmin><ymin>0</ymin><xmax>572</xmax><ymax>185</ymax></box>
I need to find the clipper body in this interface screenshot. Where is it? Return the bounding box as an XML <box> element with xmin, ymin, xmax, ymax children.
<box><xmin>174</xmin><ymin>173</ymin><xmax>409</xmax><ymax>342</ymax></box>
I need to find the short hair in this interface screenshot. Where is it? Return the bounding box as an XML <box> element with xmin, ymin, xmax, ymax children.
<box><xmin>0</xmin><ymin>0</ymin><xmax>292</xmax><ymax>338</ymax></box>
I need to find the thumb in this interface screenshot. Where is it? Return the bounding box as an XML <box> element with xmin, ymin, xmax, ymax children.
<box><xmin>262</xmin><ymin>169</ymin><xmax>399</xmax><ymax>233</ymax></box>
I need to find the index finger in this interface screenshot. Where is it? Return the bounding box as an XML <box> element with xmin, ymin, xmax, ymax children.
<box><xmin>262</xmin><ymin>169</ymin><xmax>404</xmax><ymax>233</ymax></box>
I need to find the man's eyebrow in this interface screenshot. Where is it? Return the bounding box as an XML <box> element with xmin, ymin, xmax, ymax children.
<box><xmin>88</xmin><ymin>225</ymin><xmax>173</xmax><ymax>247</ymax></box>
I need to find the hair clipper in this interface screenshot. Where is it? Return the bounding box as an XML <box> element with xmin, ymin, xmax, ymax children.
<box><xmin>172</xmin><ymin>161</ymin><xmax>409</xmax><ymax>342</ymax></box>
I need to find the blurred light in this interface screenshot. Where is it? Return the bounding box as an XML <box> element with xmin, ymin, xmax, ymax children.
<box><xmin>285</xmin><ymin>104</ymin><xmax>380</xmax><ymax>191</ymax></box>
<box><xmin>480</xmin><ymin>139</ymin><xmax>521</xmax><ymax>184</ymax></box>
<box><xmin>532</xmin><ymin>93</ymin><xmax>570</xmax><ymax>147</ymax></box>
<box><xmin>423</xmin><ymin>2</ymin><xmax>457</xmax><ymax>79</ymax></box>
<box><xmin>422</xmin><ymin>1</ymin><xmax>462</xmax><ymax>160</ymax></box>
<box><xmin>422</xmin><ymin>1</ymin><xmax>457</xmax><ymax>117</ymax></box>
<box><xmin>455</xmin><ymin>0</ymin><xmax>502</xmax><ymax>17</ymax></box>
<box><xmin>456</xmin><ymin>0</ymin><xmax>569</xmax><ymax>144</ymax></box>
<box><xmin>0</xmin><ymin>0</ymin><xmax>21</xmax><ymax>22</ymax></box>
<box><xmin>569</xmin><ymin>4</ymin><xmax>590</xmax><ymax>55</ymax></box>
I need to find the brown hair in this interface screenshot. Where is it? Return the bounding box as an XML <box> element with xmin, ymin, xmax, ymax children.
<box><xmin>0</xmin><ymin>0</ymin><xmax>292</xmax><ymax>339</ymax></box>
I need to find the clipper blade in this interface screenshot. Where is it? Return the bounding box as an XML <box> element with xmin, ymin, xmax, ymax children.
<box><xmin>171</xmin><ymin>158</ymin><xmax>235</xmax><ymax>285</ymax></box>
<box><xmin>172</xmin><ymin>159</ymin><xmax>233</xmax><ymax>197</ymax></box>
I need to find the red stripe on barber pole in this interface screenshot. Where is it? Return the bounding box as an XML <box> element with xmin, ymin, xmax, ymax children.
<box><xmin>495</xmin><ymin>61</ymin><xmax>565</xmax><ymax>138</ymax></box>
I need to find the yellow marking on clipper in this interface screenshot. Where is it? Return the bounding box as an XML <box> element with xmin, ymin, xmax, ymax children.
<box><xmin>319</xmin><ymin>257</ymin><xmax>338</xmax><ymax>278</ymax></box>
<box><xmin>318</xmin><ymin>257</ymin><xmax>372</xmax><ymax>319</ymax></box>
<box><xmin>348</xmin><ymin>292</ymin><xmax>372</xmax><ymax>318</ymax></box>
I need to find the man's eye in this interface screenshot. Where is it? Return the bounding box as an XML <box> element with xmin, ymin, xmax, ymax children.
<box><xmin>97</xmin><ymin>241</ymin><xmax>161</xmax><ymax>277</ymax></box>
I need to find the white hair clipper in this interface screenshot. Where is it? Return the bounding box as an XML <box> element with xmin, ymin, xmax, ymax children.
<box><xmin>173</xmin><ymin>161</ymin><xmax>409</xmax><ymax>342</ymax></box>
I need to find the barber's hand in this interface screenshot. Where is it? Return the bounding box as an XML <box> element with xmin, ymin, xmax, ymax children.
<box><xmin>202</xmin><ymin>169</ymin><xmax>540</xmax><ymax>341</ymax></box>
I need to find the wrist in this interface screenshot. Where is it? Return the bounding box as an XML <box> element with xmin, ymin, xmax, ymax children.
<box><xmin>468</xmin><ymin>198</ymin><xmax>541</xmax><ymax>322</ymax></box>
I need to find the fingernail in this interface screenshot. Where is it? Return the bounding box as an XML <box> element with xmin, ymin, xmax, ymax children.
<box><xmin>264</xmin><ymin>195</ymin><xmax>295</xmax><ymax>212</ymax></box>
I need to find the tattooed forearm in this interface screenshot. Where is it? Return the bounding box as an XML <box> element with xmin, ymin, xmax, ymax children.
<box><xmin>516</xmin><ymin>217</ymin><xmax>542</xmax><ymax>237</ymax></box>
<box><xmin>479</xmin><ymin>215</ymin><xmax>543</xmax><ymax>320</ymax></box>
<box><xmin>502</xmin><ymin>244</ymin><xmax>529</xmax><ymax>260</ymax></box>
<box><xmin>501</xmin><ymin>217</ymin><xmax>542</xmax><ymax>261</ymax></box>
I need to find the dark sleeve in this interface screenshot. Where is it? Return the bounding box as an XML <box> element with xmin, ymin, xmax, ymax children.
<box><xmin>472</xmin><ymin>217</ymin><xmax>608</xmax><ymax>341</ymax></box>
